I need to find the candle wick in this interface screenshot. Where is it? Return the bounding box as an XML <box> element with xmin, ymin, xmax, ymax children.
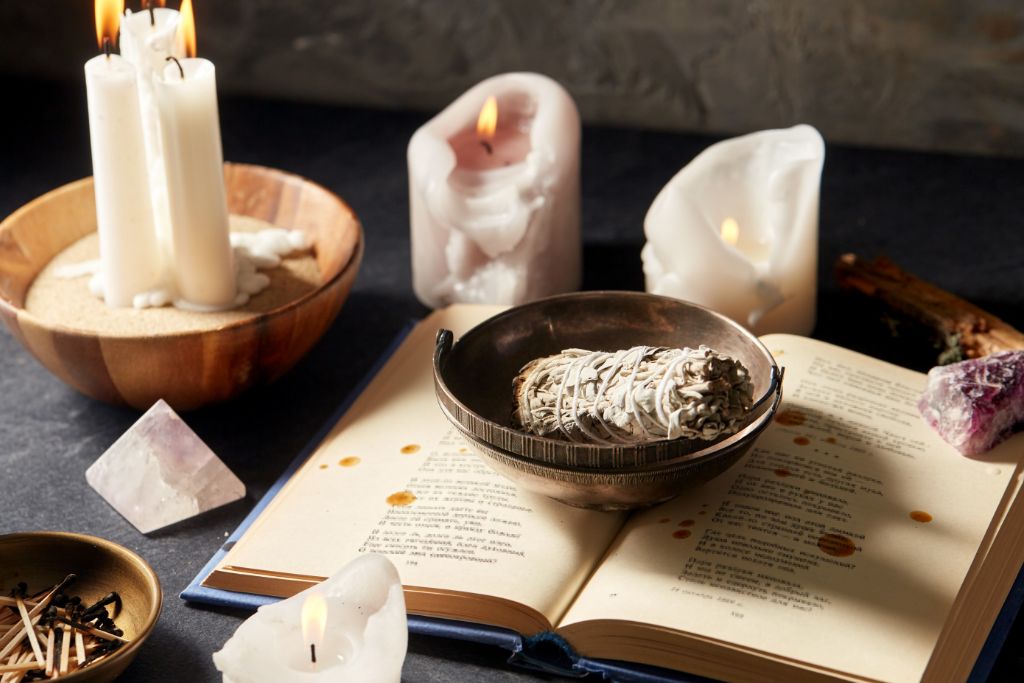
<box><xmin>310</xmin><ymin>643</ymin><xmax>317</xmax><ymax>664</ymax></box>
<box><xmin>148</xmin><ymin>5</ymin><xmax>156</xmax><ymax>27</ymax></box>
<box><xmin>166</xmin><ymin>56</ymin><xmax>185</xmax><ymax>80</ymax></box>
<box><xmin>102</xmin><ymin>36</ymin><xmax>112</xmax><ymax>59</ymax></box>
<box><xmin>480</xmin><ymin>140</ymin><xmax>493</xmax><ymax>155</ymax></box>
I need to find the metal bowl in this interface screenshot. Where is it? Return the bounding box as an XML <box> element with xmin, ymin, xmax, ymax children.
<box><xmin>450</xmin><ymin>399</ymin><xmax>778</xmax><ymax>510</ymax></box>
<box><xmin>434</xmin><ymin>291</ymin><xmax>782</xmax><ymax>469</ymax></box>
<box><xmin>432</xmin><ymin>291</ymin><xmax>783</xmax><ymax>510</ymax></box>
<box><xmin>0</xmin><ymin>532</ymin><xmax>161</xmax><ymax>682</ymax></box>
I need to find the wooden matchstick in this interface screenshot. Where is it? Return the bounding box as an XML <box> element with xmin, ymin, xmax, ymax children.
<box><xmin>75</xmin><ymin>631</ymin><xmax>85</xmax><ymax>667</ymax></box>
<box><xmin>59</xmin><ymin>624</ymin><xmax>70</xmax><ymax>675</ymax></box>
<box><xmin>14</xmin><ymin>598</ymin><xmax>43</xmax><ymax>667</ymax></box>
<box><xmin>0</xmin><ymin>662</ymin><xmax>39</xmax><ymax>674</ymax></box>
<box><xmin>44</xmin><ymin>628</ymin><xmax>54</xmax><ymax>677</ymax></box>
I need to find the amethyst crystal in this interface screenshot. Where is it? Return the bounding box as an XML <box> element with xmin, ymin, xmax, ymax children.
<box><xmin>918</xmin><ymin>350</ymin><xmax>1024</xmax><ymax>456</ymax></box>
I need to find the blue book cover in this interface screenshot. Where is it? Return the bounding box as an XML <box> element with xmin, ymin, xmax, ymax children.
<box><xmin>182</xmin><ymin>323</ymin><xmax>1024</xmax><ymax>682</ymax></box>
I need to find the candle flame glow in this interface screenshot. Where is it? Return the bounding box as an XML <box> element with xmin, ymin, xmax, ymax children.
<box><xmin>476</xmin><ymin>96</ymin><xmax>498</xmax><ymax>140</ymax></box>
<box><xmin>94</xmin><ymin>0</ymin><xmax>124</xmax><ymax>51</ymax></box>
<box><xmin>720</xmin><ymin>217</ymin><xmax>740</xmax><ymax>246</ymax></box>
<box><xmin>178</xmin><ymin>0</ymin><xmax>197</xmax><ymax>58</ymax></box>
<box><xmin>301</xmin><ymin>594</ymin><xmax>328</xmax><ymax>658</ymax></box>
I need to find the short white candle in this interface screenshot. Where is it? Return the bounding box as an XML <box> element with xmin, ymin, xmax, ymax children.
<box><xmin>642</xmin><ymin>125</ymin><xmax>825</xmax><ymax>336</ymax></box>
<box><xmin>213</xmin><ymin>554</ymin><xmax>408</xmax><ymax>683</ymax></box>
<box><xmin>83</xmin><ymin>4</ymin><xmax>162</xmax><ymax>308</ymax></box>
<box><xmin>155</xmin><ymin>56</ymin><xmax>237</xmax><ymax>309</ymax></box>
<box><xmin>408</xmin><ymin>73</ymin><xmax>581</xmax><ymax>308</ymax></box>
<box><xmin>118</xmin><ymin>5</ymin><xmax>183</xmax><ymax>275</ymax></box>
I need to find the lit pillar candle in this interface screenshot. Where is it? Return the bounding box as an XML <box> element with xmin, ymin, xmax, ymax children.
<box><xmin>118</xmin><ymin>2</ymin><xmax>182</xmax><ymax>273</ymax></box>
<box><xmin>154</xmin><ymin>1</ymin><xmax>237</xmax><ymax>310</ymax></box>
<box><xmin>408</xmin><ymin>73</ymin><xmax>581</xmax><ymax>308</ymax></box>
<box><xmin>84</xmin><ymin>0</ymin><xmax>162</xmax><ymax>308</ymax></box>
<box><xmin>641</xmin><ymin>125</ymin><xmax>825</xmax><ymax>336</ymax></box>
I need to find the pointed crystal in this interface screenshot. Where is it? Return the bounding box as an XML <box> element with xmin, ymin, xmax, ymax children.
<box><xmin>86</xmin><ymin>399</ymin><xmax>245</xmax><ymax>533</ymax></box>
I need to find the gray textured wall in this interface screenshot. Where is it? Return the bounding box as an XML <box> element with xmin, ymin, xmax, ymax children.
<box><xmin>3</xmin><ymin>1</ymin><xmax>1024</xmax><ymax>157</ymax></box>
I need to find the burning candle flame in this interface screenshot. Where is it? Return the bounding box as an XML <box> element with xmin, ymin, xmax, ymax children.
<box><xmin>720</xmin><ymin>217</ymin><xmax>740</xmax><ymax>246</ymax></box>
<box><xmin>476</xmin><ymin>96</ymin><xmax>498</xmax><ymax>140</ymax></box>
<box><xmin>94</xmin><ymin>0</ymin><xmax>124</xmax><ymax>51</ymax></box>
<box><xmin>178</xmin><ymin>0</ymin><xmax>196</xmax><ymax>58</ymax></box>
<box><xmin>301</xmin><ymin>594</ymin><xmax>327</xmax><ymax>662</ymax></box>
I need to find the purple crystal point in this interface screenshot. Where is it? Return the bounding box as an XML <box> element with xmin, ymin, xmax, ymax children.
<box><xmin>918</xmin><ymin>350</ymin><xmax>1024</xmax><ymax>455</ymax></box>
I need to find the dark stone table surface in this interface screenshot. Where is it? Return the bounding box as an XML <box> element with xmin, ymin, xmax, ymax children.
<box><xmin>1</xmin><ymin>75</ymin><xmax>1023</xmax><ymax>681</ymax></box>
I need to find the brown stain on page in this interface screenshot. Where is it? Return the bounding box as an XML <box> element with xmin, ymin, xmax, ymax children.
<box><xmin>910</xmin><ymin>510</ymin><xmax>933</xmax><ymax>523</ymax></box>
<box><xmin>774</xmin><ymin>468</ymin><xmax>791</xmax><ymax>477</ymax></box>
<box><xmin>817</xmin><ymin>533</ymin><xmax>857</xmax><ymax>557</ymax></box>
<box><xmin>678</xmin><ymin>519</ymin><xmax>695</xmax><ymax>527</ymax></box>
<box><xmin>400</xmin><ymin>444</ymin><xmax>421</xmax><ymax>454</ymax></box>
<box><xmin>672</xmin><ymin>530</ymin><xmax>692</xmax><ymax>540</ymax></box>
<box><xmin>338</xmin><ymin>456</ymin><xmax>361</xmax><ymax>467</ymax></box>
<box><xmin>386</xmin><ymin>491</ymin><xmax>417</xmax><ymax>506</ymax></box>
<box><xmin>775</xmin><ymin>409</ymin><xmax>806</xmax><ymax>426</ymax></box>
<box><xmin>793</xmin><ymin>436</ymin><xmax>810</xmax><ymax>446</ymax></box>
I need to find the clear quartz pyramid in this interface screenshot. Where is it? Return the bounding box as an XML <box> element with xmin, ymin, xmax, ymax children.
<box><xmin>86</xmin><ymin>399</ymin><xmax>245</xmax><ymax>534</ymax></box>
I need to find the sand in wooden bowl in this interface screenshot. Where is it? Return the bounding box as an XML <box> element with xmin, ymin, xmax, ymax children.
<box><xmin>25</xmin><ymin>215</ymin><xmax>321</xmax><ymax>336</ymax></box>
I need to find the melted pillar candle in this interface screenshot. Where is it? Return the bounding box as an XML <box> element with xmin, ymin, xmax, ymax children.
<box><xmin>408</xmin><ymin>72</ymin><xmax>581</xmax><ymax>308</ymax></box>
<box><xmin>118</xmin><ymin>7</ymin><xmax>183</xmax><ymax>276</ymax></box>
<box><xmin>154</xmin><ymin>57</ymin><xmax>237</xmax><ymax>309</ymax></box>
<box><xmin>84</xmin><ymin>52</ymin><xmax>163</xmax><ymax>308</ymax></box>
<box><xmin>641</xmin><ymin>125</ymin><xmax>825</xmax><ymax>336</ymax></box>
<box><xmin>213</xmin><ymin>554</ymin><xmax>408</xmax><ymax>683</ymax></box>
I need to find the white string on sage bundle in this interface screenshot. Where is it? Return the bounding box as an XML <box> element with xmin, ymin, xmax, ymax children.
<box><xmin>513</xmin><ymin>345</ymin><xmax>753</xmax><ymax>445</ymax></box>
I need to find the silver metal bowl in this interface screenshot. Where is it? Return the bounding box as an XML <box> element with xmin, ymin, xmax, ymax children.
<box><xmin>433</xmin><ymin>291</ymin><xmax>783</xmax><ymax>509</ymax></box>
<box><xmin>449</xmin><ymin>399</ymin><xmax>778</xmax><ymax>510</ymax></box>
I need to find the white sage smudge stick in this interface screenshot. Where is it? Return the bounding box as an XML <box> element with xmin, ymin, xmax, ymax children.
<box><xmin>513</xmin><ymin>345</ymin><xmax>754</xmax><ymax>445</ymax></box>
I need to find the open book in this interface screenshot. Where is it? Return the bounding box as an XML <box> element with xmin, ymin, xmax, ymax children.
<box><xmin>200</xmin><ymin>305</ymin><xmax>1024</xmax><ymax>683</ymax></box>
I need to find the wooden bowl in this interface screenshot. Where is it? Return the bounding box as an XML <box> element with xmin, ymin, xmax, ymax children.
<box><xmin>0</xmin><ymin>163</ymin><xmax>363</xmax><ymax>410</ymax></box>
<box><xmin>0</xmin><ymin>532</ymin><xmax>162</xmax><ymax>682</ymax></box>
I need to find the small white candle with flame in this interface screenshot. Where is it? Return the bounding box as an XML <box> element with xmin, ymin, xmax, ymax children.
<box><xmin>84</xmin><ymin>0</ymin><xmax>163</xmax><ymax>308</ymax></box>
<box><xmin>642</xmin><ymin>125</ymin><xmax>825</xmax><ymax>336</ymax></box>
<box><xmin>213</xmin><ymin>554</ymin><xmax>408</xmax><ymax>682</ymax></box>
<box><xmin>408</xmin><ymin>73</ymin><xmax>581</xmax><ymax>308</ymax></box>
<box><xmin>154</xmin><ymin>0</ymin><xmax>237</xmax><ymax>309</ymax></box>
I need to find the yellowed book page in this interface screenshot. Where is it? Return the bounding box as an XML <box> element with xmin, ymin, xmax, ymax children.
<box><xmin>559</xmin><ymin>334</ymin><xmax>1024</xmax><ymax>683</ymax></box>
<box><xmin>208</xmin><ymin>304</ymin><xmax>626</xmax><ymax>628</ymax></box>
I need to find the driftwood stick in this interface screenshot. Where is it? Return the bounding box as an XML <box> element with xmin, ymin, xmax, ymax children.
<box><xmin>835</xmin><ymin>253</ymin><xmax>1024</xmax><ymax>362</ymax></box>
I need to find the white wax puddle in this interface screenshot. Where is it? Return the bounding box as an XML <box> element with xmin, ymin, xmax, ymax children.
<box><xmin>54</xmin><ymin>227</ymin><xmax>311</xmax><ymax>311</ymax></box>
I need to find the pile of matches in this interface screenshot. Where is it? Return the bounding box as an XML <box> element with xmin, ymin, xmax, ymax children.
<box><xmin>0</xmin><ymin>575</ymin><xmax>129</xmax><ymax>681</ymax></box>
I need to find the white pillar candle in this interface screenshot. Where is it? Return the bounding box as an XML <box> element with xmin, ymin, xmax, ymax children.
<box><xmin>213</xmin><ymin>554</ymin><xmax>408</xmax><ymax>683</ymax></box>
<box><xmin>408</xmin><ymin>73</ymin><xmax>581</xmax><ymax>308</ymax></box>
<box><xmin>118</xmin><ymin>6</ymin><xmax>182</xmax><ymax>274</ymax></box>
<box><xmin>641</xmin><ymin>125</ymin><xmax>825</xmax><ymax>336</ymax></box>
<box><xmin>84</xmin><ymin>52</ymin><xmax>163</xmax><ymax>308</ymax></box>
<box><xmin>154</xmin><ymin>57</ymin><xmax>237</xmax><ymax>309</ymax></box>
